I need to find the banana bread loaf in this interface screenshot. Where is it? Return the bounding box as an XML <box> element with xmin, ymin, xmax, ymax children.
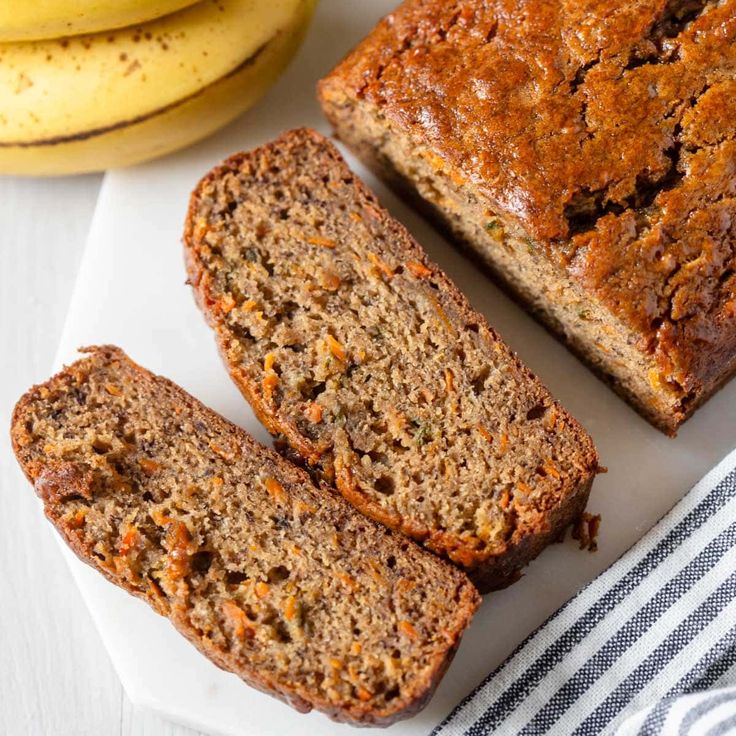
<box><xmin>184</xmin><ymin>128</ymin><xmax>599</xmax><ymax>592</ymax></box>
<box><xmin>318</xmin><ymin>0</ymin><xmax>736</xmax><ymax>435</ymax></box>
<box><xmin>11</xmin><ymin>345</ymin><xmax>479</xmax><ymax>726</ymax></box>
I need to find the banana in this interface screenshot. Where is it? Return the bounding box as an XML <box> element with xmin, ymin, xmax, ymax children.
<box><xmin>0</xmin><ymin>0</ymin><xmax>315</xmax><ymax>175</ymax></box>
<box><xmin>0</xmin><ymin>0</ymin><xmax>200</xmax><ymax>42</ymax></box>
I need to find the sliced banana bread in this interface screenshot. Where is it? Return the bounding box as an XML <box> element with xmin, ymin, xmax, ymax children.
<box><xmin>11</xmin><ymin>345</ymin><xmax>479</xmax><ymax>726</ymax></box>
<box><xmin>184</xmin><ymin>128</ymin><xmax>600</xmax><ymax>592</ymax></box>
<box><xmin>318</xmin><ymin>0</ymin><xmax>736</xmax><ymax>435</ymax></box>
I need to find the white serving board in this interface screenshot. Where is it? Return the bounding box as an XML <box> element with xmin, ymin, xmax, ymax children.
<box><xmin>52</xmin><ymin>2</ymin><xmax>736</xmax><ymax>734</ymax></box>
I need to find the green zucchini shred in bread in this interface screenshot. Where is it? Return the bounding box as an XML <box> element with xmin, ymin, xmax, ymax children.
<box><xmin>11</xmin><ymin>346</ymin><xmax>479</xmax><ymax>726</ymax></box>
<box><xmin>184</xmin><ymin>128</ymin><xmax>600</xmax><ymax>592</ymax></box>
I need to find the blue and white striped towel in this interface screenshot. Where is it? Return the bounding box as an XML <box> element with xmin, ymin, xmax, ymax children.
<box><xmin>433</xmin><ymin>448</ymin><xmax>736</xmax><ymax>736</ymax></box>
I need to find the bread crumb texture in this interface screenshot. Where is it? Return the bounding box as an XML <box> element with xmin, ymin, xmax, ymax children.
<box><xmin>184</xmin><ymin>129</ymin><xmax>599</xmax><ymax>590</ymax></box>
<box><xmin>11</xmin><ymin>346</ymin><xmax>479</xmax><ymax>725</ymax></box>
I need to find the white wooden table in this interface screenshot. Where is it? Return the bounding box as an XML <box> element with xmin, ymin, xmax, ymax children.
<box><xmin>0</xmin><ymin>176</ymin><xmax>201</xmax><ymax>736</ymax></box>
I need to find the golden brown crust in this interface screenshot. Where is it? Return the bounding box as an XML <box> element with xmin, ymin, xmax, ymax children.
<box><xmin>11</xmin><ymin>345</ymin><xmax>479</xmax><ymax>726</ymax></box>
<box><xmin>183</xmin><ymin>129</ymin><xmax>600</xmax><ymax>591</ymax></box>
<box><xmin>318</xmin><ymin>0</ymin><xmax>736</xmax><ymax>432</ymax></box>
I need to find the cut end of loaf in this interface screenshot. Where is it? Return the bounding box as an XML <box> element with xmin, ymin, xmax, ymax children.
<box><xmin>11</xmin><ymin>345</ymin><xmax>479</xmax><ymax>725</ymax></box>
<box><xmin>318</xmin><ymin>89</ymin><xmax>736</xmax><ymax>436</ymax></box>
<box><xmin>317</xmin><ymin>0</ymin><xmax>736</xmax><ymax>436</ymax></box>
<box><xmin>315</xmin><ymin>93</ymin><xmax>694</xmax><ymax>435</ymax></box>
<box><xmin>184</xmin><ymin>128</ymin><xmax>599</xmax><ymax>591</ymax></box>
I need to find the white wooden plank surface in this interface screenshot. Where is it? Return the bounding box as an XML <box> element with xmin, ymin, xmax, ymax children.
<box><xmin>0</xmin><ymin>176</ymin><xmax>200</xmax><ymax>736</ymax></box>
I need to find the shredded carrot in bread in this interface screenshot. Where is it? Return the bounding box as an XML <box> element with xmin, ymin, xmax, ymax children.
<box><xmin>351</xmin><ymin>642</ymin><xmax>362</xmax><ymax>655</ymax></box>
<box><xmin>407</xmin><ymin>260</ymin><xmax>432</xmax><ymax>278</ymax></box>
<box><xmin>163</xmin><ymin>522</ymin><xmax>192</xmax><ymax>580</ymax></box>
<box><xmin>363</xmin><ymin>202</ymin><xmax>383</xmax><ymax>220</ymax></box>
<box><xmin>138</xmin><ymin>458</ymin><xmax>160</xmax><ymax>474</ymax></box>
<box><xmin>320</xmin><ymin>270</ymin><xmax>341</xmax><ymax>291</ymax></box>
<box><xmin>476</xmin><ymin>424</ymin><xmax>493</xmax><ymax>443</ymax></box>
<box><xmin>283</xmin><ymin>595</ymin><xmax>299</xmax><ymax>621</ymax></box>
<box><xmin>429</xmin><ymin>294</ymin><xmax>454</xmax><ymax>333</ymax></box>
<box><xmin>242</xmin><ymin>299</ymin><xmax>258</xmax><ymax>311</ymax></box>
<box><xmin>73</xmin><ymin>369</ymin><xmax>87</xmax><ymax>386</ymax></box>
<box><xmin>516</xmin><ymin>480</ymin><xmax>532</xmax><ymax>494</ymax></box>
<box><xmin>118</xmin><ymin>526</ymin><xmax>140</xmax><ymax>555</ymax></box>
<box><xmin>294</xmin><ymin>499</ymin><xmax>316</xmax><ymax>515</ymax></box>
<box><xmin>105</xmin><ymin>383</ymin><xmax>122</xmax><ymax>396</ymax></box>
<box><xmin>499</xmin><ymin>488</ymin><xmax>511</xmax><ymax>509</ymax></box>
<box><xmin>357</xmin><ymin>687</ymin><xmax>373</xmax><ymax>702</ymax></box>
<box><xmin>193</xmin><ymin>218</ymin><xmax>210</xmax><ymax>241</ymax></box>
<box><xmin>222</xmin><ymin>600</ymin><xmax>254</xmax><ymax>640</ymax></box>
<box><xmin>262</xmin><ymin>353</ymin><xmax>278</xmax><ymax>401</ymax></box>
<box><xmin>151</xmin><ymin>509</ymin><xmax>175</xmax><ymax>527</ymax></box>
<box><xmin>396</xmin><ymin>578</ymin><xmax>416</xmax><ymax>593</ymax></box>
<box><xmin>255</xmin><ymin>581</ymin><xmax>270</xmax><ymax>599</ymax></box>
<box><xmin>262</xmin><ymin>373</ymin><xmax>279</xmax><ymax>399</ymax></box>
<box><xmin>219</xmin><ymin>294</ymin><xmax>236</xmax><ymax>314</ymax></box>
<box><xmin>209</xmin><ymin>441</ymin><xmax>236</xmax><ymax>461</ymax></box>
<box><xmin>399</xmin><ymin>620</ymin><xmax>418</xmax><ymax>639</ymax></box>
<box><xmin>349</xmin><ymin>212</ymin><xmax>363</xmax><ymax>222</ymax></box>
<box><xmin>325</xmin><ymin>334</ymin><xmax>346</xmax><ymax>362</ymax></box>
<box><xmin>67</xmin><ymin>508</ymin><xmax>87</xmax><ymax>529</ymax></box>
<box><xmin>211</xmin><ymin>476</ymin><xmax>224</xmax><ymax>486</ymax></box>
<box><xmin>147</xmin><ymin>578</ymin><xmax>166</xmax><ymax>607</ymax></box>
<box><xmin>304</xmin><ymin>402</ymin><xmax>323</xmax><ymax>423</ymax></box>
<box><xmin>264</xmin><ymin>477</ymin><xmax>287</xmax><ymax>503</ymax></box>
<box><xmin>499</xmin><ymin>432</ymin><xmax>509</xmax><ymax>454</ymax></box>
<box><xmin>444</xmin><ymin>368</ymin><xmax>455</xmax><ymax>394</ymax></box>
<box><xmin>367</xmin><ymin>560</ymin><xmax>386</xmax><ymax>585</ymax></box>
<box><xmin>307</xmin><ymin>235</ymin><xmax>337</xmax><ymax>248</ymax></box>
<box><xmin>367</xmin><ymin>252</ymin><xmax>394</xmax><ymax>279</ymax></box>
<box><xmin>543</xmin><ymin>459</ymin><xmax>561</xmax><ymax>478</ymax></box>
<box><xmin>338</xmin><ymin>571</ymin><xmax>358</xmax><ymax>590</ymax></box>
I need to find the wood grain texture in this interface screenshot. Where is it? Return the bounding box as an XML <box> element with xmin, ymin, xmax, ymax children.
<box><xmin>0</xmin><ymin>176</ymin><xmax>202</xmax><ymax>736</ymax></box>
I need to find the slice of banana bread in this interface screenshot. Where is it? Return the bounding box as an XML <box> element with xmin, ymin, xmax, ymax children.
<box><xmin>184</xmin><ymin>128</ymin><xmax>599</xmax><ymax>592</ymax></box>
<box><xmin>11</xmin><ymin>346</ymin><xmax>479</xmax><ymax>726</ymax></box>
<box><xmin>318</xmin><ymin>0</ymin><xmax>736</xmax><ymax>435</ymax></box>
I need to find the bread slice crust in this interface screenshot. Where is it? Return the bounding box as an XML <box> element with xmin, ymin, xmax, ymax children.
<box><xmin>11</xmin><ymin>345</ymin><xmax>479</xmax><ymax>726</ymax></box>
<box><xmin>184</xmin><ymin>128</ymin><xmax>599</xmax><ymax>592</ymax></box>
<box><xmin>317</xmin><ymin>0</ymin><xmax>736</xmax><ymax>435</ymax></box>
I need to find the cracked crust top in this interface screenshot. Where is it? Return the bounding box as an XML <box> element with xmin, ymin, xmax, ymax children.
<box><xmin>320</xmin><ymin>0</ymin><xmax>736</xmax><ymax>408</ymax></box>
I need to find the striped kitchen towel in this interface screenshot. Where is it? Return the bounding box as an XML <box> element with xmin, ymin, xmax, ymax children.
<box><xmin>433</xmin><ymin>448</ymin><xmax>736</xmax><ymax>736</ymax></box>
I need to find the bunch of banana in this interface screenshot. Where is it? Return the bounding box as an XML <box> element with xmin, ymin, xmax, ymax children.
<box><xmin>0</xmin><ymin>0</ymin><xmax>316</xmax><ymax>175</ymax></box>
